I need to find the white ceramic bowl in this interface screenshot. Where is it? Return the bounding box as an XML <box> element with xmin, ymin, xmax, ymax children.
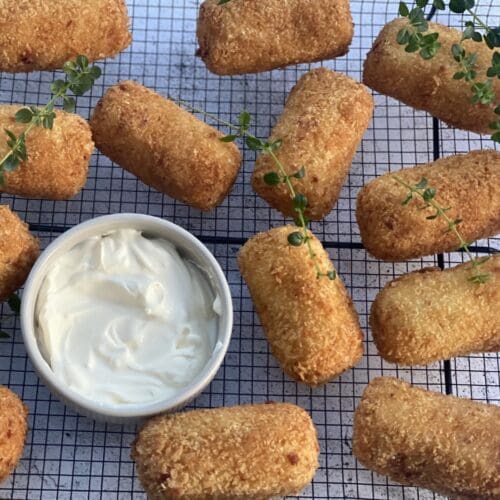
<box><xmin>21</xmin><ymin>214</ymin><xmax>233</xmax><ymax>424</ymax></box>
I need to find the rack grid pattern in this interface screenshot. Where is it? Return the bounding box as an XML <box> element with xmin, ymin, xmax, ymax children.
<box><xmin>0</xmin><ymin>1</ymin><xmax>498</xmax><ymax>499</ymax></box>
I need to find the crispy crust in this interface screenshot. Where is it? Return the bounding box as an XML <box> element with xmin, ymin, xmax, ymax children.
<box><xmin>0</xmin><ymin>206</ymin><xmax>40</xmax><ymax>302</ymax></box>
<box><xmin>132</xmin><ymin>403</ymin><xmax>319</xmax><ymax>499</ymax></box>
<box><xmin>0</xmin><ymin>0</ymin><xmax>131</xmax><ymax>72</ymax></box>
<box><xmin>370</xmin><ymin>255</ymin><xmax>500</xmax><ymax>365</ymax></box>
<box><xmin>356</xmin><ymin>150</ymin><xmax>500</xmax><ymax>261</ymax></box>
<box><xmin>353</xmin><ymin>377</ymin><xmax>500</xmax><ymax>498</ymax></box>
<box><xmin>90</xmin><ymin>81</ymin><xmax>242</xmax><ymax>211</ymax></box>
<box><xmin>0</xmin><ymin>107</ymin><xmax>93</xmax><ymax>200</ymax></box>
<box><xmin>238</xmin><ymin>225</ymin><xmax>363</xmax><ymax>385</ymax></box>
<box><xmin>252</xmin><ymin>68</ymin><xmax>373</xmax><ymax>220</ymax></box>
<box><xmin>0</xmin><ymin>386</ymin><xmax>28</xmax><ymax>482</ymax></box>
<box><xmin>363</xmin><ymin>18</ymin><xmax>500</xmax><ymax>135</ymax></box>
<box><xmin>197</xmin><ymin>0</ymin><xmax>353</xmax><ymax>75</ymax></box>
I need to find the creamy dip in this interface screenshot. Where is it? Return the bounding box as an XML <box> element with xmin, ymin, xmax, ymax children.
<box><xmin>35</xmin><ymin>228</ymin><xmax>220</xmax><ymax>406</ymax></box>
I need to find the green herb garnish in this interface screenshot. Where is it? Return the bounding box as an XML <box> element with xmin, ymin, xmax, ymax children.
<box><xmin>0</xmin><ymin>55</ymin><xmax>102</xmax><ymax>186</ymax></box>
<box><xmin>7</xmin><ymin>294</ymin><xmax>21</xmax><ymax>315</ymax></box>
<box><xmin>395</xmin><ymin>176</ymin><xmax>490</xmax><ymax>284</ymax></box>
<box><xmin>176</xmin><ymin>101</ymin><xmax>336</xmax><ymax>280</ymax></box>
<box><xmin>397</xmin><ymin>0</ymin><xmax>500</xmax><ymax>143</ymax></box>
<box><xmin>0</xmin><ymin>294</ymin><xmax>21</xmax><ymax>340</ymax></box>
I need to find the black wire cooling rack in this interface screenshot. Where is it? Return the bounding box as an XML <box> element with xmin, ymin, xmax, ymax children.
<box><xmin>0</xmin><ymin>1</ymin><xmax>499</xmax><ymax>499</ymax></box>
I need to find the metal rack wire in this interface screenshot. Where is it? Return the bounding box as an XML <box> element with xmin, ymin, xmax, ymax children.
<box><xmin>0</xmin><ymin>1</ymin><xmax>498</xmax><ymax>498</ymax></box>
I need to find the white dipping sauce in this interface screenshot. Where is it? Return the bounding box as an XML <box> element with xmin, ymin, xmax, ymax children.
<box><xmin>35</xmin><ymin>228</ymin><xmax>220</xmax><ymax>406</ymax></box>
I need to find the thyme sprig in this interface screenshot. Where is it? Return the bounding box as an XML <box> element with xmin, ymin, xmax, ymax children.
<box><xmin>397</xmin><ymin>0</ymin><xmax>500</xmax><ymax>142</ymax></box>
<box><xmin>395</xmin><ymin>176</ymin><xmax>490</xmax><ymax>284</ymax></box>
<box><xmin>0</xmin><ymin>294</ymin><xmax>21</xmax><ymax>340</ymax></box>
<box><xmin>7</xmin><ymin>294</ymin><xmax>21</xmax><ymax>314</ymax></box>
<box><xmin>175</xmin><ymin>99</ymin><xmax>336</xmax><ymax>280</ymax></box>
<box><xmin>0</xmin><ymin>55</ymin><xmax>102</xmax><ymax>186</ymax></box>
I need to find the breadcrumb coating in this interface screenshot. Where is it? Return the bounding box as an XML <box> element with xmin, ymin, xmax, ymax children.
<box><xmin>356</xmin><ymin>150</ymin><xmax>500</xmax><ymax>261</ymax></box>
<box><xmin>252</xmin><ymin>68</ymin><xmax>373</xmax><ymax>220</ymax></box>
<box><xmin>0</xmin><ymin>206</ymin><xmax>39</xmax><ymax>303</ymax></box>
<box><xmin>90</xmin><ymin>81</ymin><xmax>241</xmax><ymax>211</ymax></box>
<box><xmin>370</xmin><ymin>255</ymin><xmax>500</xmax><ymax>365</ymax></box>
<box><xmin>0</xmin><ymin>0</ymin><xmax>131</xmax><ymax>72</ymax></box>
<box><xmin>0</xmin><ymin>107</ymin><xmax>93</xmax><ymax>200</ymax></box>
<box><xmin>197</xmin><ymin>0</ymin><xmax>353</xmax><ymax>75</ymax></box>
<box><xmin>363</xmin><ymin>19</ymin><xmax>500</xmax><ymax>135</ymax></box>
<box><xmin>0</xmin><ymin>386</ymin><xmax>28</xmax><ymax>482</ymax></box>
<box><xmin>132</xmin><ymin>403</ymin><xmax>319</xmax><ymax>499</ymax></box>
<box><xmin>238</xmin><ymin>226</ymin><xmax>363</xmax><ymax>386</ymax></box>
<box><xmin>353</xmin><ymin>377</ymin><xmax>500</xmax><ymax>498</ymax></box>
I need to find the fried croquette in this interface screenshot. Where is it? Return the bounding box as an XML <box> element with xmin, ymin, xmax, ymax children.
<box><xmin>370</xmin><ymin>255</ymin><xmax>500</xmax><ymax>365</ymax></box>
<box><xmin>238</xmin><ymin>226</ymin><xmax>363</xmax><ymax>386</ymax></box>
<box><xmin>132</xmin><ymin>402</ymin><xmax>319</xmax><ymax>500</ymax></box>
<box><xmin>197</xmin><ymin>0</ymin><xmax>353</xmax><ymax>76</ymax></box>
<box><xmin>0</xmin><ymin>386</ymin><xmax>28</xmax><ymax>482</ymax></box>
<box><xmin>0</xmin><ymin>107</ymin><xmax>93</xmax><ymax>200</ymax></box>
<box><xmin>363</xmin><ymin>18</ymin><xmax>500</xmax><ymax>135</ymax></box>
<box><xmin>353</xmin><ymin>377</ymin><xmax>500</xmax><ymax>498</ymax></box>
<box><xmin>90</xmin><ymin>81</ymin><xmax>242</xmax><ymax>211</ymax></box>
<box><xmin>0</xmin><ymin>206</ymin><xmax>39</xmax><ymax>303</ymax></box>
<box><xmin>356</xmin><ymin>150</ymin><xmax>500</xmax><ymax>261</ymax></box>
<box><xmin>0</xmin><ymin>0</ymin><xmax>131</xmax><ymax>72</ymax></box>
<box><xmin>252</xmin><ymin>69</ymin><xmax>373</xmax><ymax>221</ymax></box>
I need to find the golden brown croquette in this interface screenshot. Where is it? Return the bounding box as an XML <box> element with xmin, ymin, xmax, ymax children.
<box><xmin>238</xmin><ymin>226</ymin><xmax>363</xmax><ymax>386</ymax></box>
<box><xmin>0</xmin><ymin>386</ymin><xmax>28</xmax><ymax>482</ymax></box>
<box><xmin>0</xmin><ymin>0</ymin><xmax>131</xmax><ymax>72</ymax></box>
<box><xmin>0</xmin><ymin>107</ymin><xmax>94</xmax><ymax>200</ymax></box>
<box><xmin>252</xmin><ymin>68</ymin><xmax>373</xmax><ymax>220</ymax></box>
<box><xmin>363</xmin><ymin>19</ymin><xmax>500</xmax><ymax>135</ymax></box>
<box><xmin>197</xmin><ymin>0</ymin><xmax>353</xmax><ymax>75</ymax></box>
<box><xmin>356</xmin><ymin>150</ymin><xmax>500</xmax><ymax>261</ymax></box>
<box><xmin>90</xmin><ymin>81</ymin><xmax>242</xmax><ymax>211</ymax></box>
<box><xmin>353</xmin><ymin>377</ymin><xmax>500</xmax><ymax>498</ymax></box>
<box><xmin>370</xmin><ymin>255</ymin><xmax>500</xmax><ymax>365</ymax></box>
<box><xmin>0</xmin><ymin>206</ymin><xmax>39</xmax><ymax>303</ymax></box>
<box><xmin>132</xmin><ymin>402</ymin><xmax>319</xmax><ymax>500</ymax></box>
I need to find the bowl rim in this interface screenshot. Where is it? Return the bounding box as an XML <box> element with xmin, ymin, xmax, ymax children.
<box><xmin>21</xmin><ymin>213</ymin><xmax>233</xmax><ymax>420</ymax></box>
